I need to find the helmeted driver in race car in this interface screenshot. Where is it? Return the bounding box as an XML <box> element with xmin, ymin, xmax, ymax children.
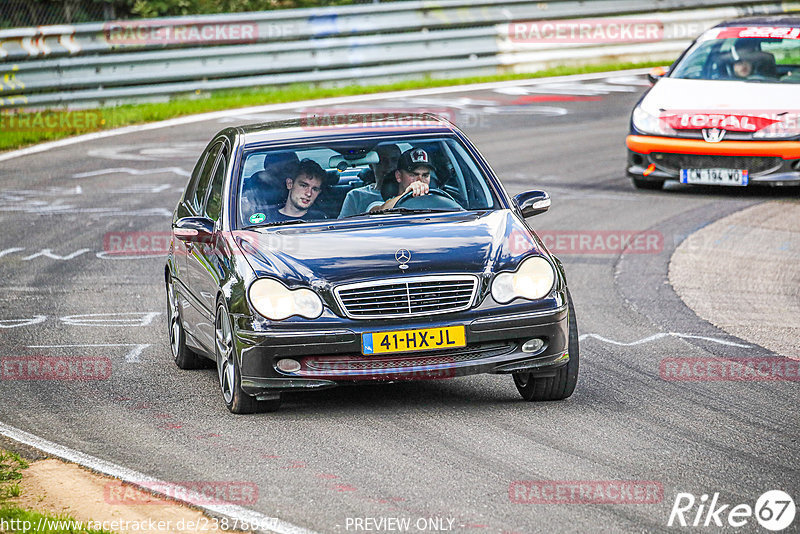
<box><xmin>368</xmin><ymin>147</ymin><xmax>434</xmax><ymax>212</ymax></box>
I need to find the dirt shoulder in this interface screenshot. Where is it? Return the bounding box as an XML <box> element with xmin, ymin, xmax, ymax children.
<box><xmin>669</xmin><ymin>199</ymin><xmax>800</xmax><ymax>359</ymax></box>
<box><xmin>1</xmin><ymin>442</ymin><xmax>233</xmax><ymax>534</ymax></box>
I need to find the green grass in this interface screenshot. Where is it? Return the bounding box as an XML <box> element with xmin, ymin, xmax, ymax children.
<box><xmin>0</xmin><ymin>60</ymin><xmax>663</xmax><ymax>152</ymax></box>
<box><xmin>0</xmin><ymin>449</ymin><xmax>113</xmax><ymax>534</ymax></box>
<box><xmin>0</xmin><ymin>451</ymin><xmax>27</xmax><ymax>483</ymax></box>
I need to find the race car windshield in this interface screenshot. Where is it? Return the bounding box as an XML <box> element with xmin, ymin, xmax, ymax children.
<box><xmin>670</xmin><ymin>29</ymin><xmax>800</xmax><ymax>83</ymax></box>
<box><xmin>237</xmin><ymin>136</ymin><xmax>500</xmax><ymax>228</ymax></box>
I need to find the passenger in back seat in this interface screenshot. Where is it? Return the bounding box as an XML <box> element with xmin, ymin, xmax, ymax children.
<box><xmin>338</xmin><ymin>144</ymin><xmax>401</xmax><ymax>218</ymax></box>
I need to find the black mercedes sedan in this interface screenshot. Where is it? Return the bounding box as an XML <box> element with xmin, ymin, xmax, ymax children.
<box><xmin>166</xmin><ymin>114</ymin><xmax>578</xmax><ymax>413</ymax></box>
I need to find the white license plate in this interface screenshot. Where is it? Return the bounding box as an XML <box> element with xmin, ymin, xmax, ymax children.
<box><xmin>680</xmin><ymin>168</ymin><xmax>748</xmax><ymax>186</ymax></box>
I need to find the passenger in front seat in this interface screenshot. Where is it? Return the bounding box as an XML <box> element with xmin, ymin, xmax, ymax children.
<box><xmin>338</xmin><ymin>144</ymin><xmax>401</xmax><ymax>218</ymax></box>
<box><xmin>241</xmin><ymin>151</ymin><xmax>300</xmax><ymax>215</ymax></box>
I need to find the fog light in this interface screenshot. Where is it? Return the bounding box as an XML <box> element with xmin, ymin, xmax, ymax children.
<box><xmin>276</xmin><ymin>359</ymin><xmax>301</xmax><ymax>373</ymax></box>
<box><xmin>522</xmin><ymin>338</ymin><xmax>545</xmax><ymax>353</ymax></box>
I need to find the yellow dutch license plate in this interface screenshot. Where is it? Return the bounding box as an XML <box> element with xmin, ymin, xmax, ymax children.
<box><xmin>362</xmin><ymin>326</ymin><xmax>466</xmax><ymax>355</ymax></box>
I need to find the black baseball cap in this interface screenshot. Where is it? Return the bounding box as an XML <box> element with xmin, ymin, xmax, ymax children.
<box><xmin>397</xmin><ymin>148</ymin><xmax>435</xmax><ymax>173</ymax></box>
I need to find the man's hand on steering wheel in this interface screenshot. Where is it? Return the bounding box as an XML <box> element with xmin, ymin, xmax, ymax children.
<box><xmin>375</xmin><ymin>181</ymin><xmax>429</xmax><ymax>211</ymax></box>
<box><xmin>403</xmin><ymin>181</ymin><xmax>429</xmax><ymax>198</ymax></box>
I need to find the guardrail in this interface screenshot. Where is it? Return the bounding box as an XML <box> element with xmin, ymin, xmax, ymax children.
<box><xmin>1</xmin><ymin>0</ymin><xmax>798</xmax><ymax>109</ymax></box>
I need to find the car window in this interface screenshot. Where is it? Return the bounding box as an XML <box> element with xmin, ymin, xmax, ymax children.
<box><xmin>237</xmin><ymin>136</ymin><xmax>499</xmax><ymax>227</ymax></box>
<box><xmin>204</xmin><ymin>144</ymin><xmax>229</xmax><ymax>222</ymax></box>
<box><xmin>671</xmin><ymin>29</ymin><xmax>800</xmax><ymax>83</ymax></box>
<box><xmin>190</xmin><ymin>141</ymin><xmax>222</xmax><ymax>214</ymax></box>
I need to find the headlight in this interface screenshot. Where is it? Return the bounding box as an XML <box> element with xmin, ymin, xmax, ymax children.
<box><xmin>249</xmin><ymin>278</ymin><xmax>323</xmax><ymax>320</ymax></box>
<box><xmin>632</xmin><ymin>105</ymin><xmax>674</xmax><ymax>136</ymax></box>
<box><xmin>491</xmin><ymin>256</ymin><xmax>555</xmax><ymax>304</ymax></box>
<box><xmin>753</xmin><ymin>114</ymin><xmax>800</xmax><ymax>139</ymax></box>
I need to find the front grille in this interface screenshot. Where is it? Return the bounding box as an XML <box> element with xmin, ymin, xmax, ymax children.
<box><xmin>334</xmin><ymin>275</ymin><xmax>478</xmax><ymax>319</ymax></box>
<box><xmin>651</xmin><ymin>153</ymin><xmax>782</xmax><ymax>176</ymax></box>
<box><xmin>668</xmin><ymin>130</ymin><xmax>754</xmax><ymax>141</ymax></box>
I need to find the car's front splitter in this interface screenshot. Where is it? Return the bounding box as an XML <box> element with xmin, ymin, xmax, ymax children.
<box><xmin>626</xmin><ymin>135</ymin><xmax>800</xmax><ymax>186</ymax></box>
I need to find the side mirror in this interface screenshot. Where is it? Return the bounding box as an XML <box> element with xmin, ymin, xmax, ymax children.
<box><xmin>514</xmin><ymin>190</ymin><xmax>550</xmax><ymax>218</ymax></box>
<box><xmin>647</xmin><ymin>66</ymin><xmax>669</xmax><ymax>85</ymax></box>
<box><xmin>174</xmin><ymin>216</ymin><xmax>214</xmax><ymax>241</ymax></box>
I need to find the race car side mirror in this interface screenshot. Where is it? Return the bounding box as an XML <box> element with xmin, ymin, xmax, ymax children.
<box><xmin>514</xmin><ymin>190</ymin><xmax>550</xmax><ymax>218</ymax></box>
<box><xmin>647</xmin><ymin>66</ymin><xmax>669</xmax><ymax>84</ymax></box>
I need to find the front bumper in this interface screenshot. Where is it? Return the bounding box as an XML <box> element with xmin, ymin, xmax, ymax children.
<box><xmin>234</xmin><ymin>302</ymin><xmax>570</xmax><ymax>399</ymax></box>
<box><xmin>626</xmin><ymin>135</ymin><xmax>800</xmax><ymax>186</ymax></box>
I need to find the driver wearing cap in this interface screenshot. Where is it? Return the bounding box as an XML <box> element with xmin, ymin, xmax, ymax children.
<box><xmin>368</xmin><ymin>148</ymin><xmax>433</xmax><ymax>212</ymax></box>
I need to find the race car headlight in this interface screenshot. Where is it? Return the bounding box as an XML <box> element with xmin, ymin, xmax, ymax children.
<box><xmin>491</xmin><ymin>256</ymin><xmax>555</xmax><ymax>304</ymax></box>
<box><xmin>249</xmin><ymin>278</ymin><xmax>323</xmax><ymax>320</ymax></box>
<box><xmin>753</xmin><ymin>116</ymin><xmax>800</xmax><ymax>139</ymax></box>
<box><xmin>632</xmin><ymin>105</ymin><xmax>674</xmax><ymax>136</ymax></box>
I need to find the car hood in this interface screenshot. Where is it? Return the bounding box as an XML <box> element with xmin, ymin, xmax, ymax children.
<box><xmin>641</xmin><ymin>78</ymin><xmax>798</xmax><ymax>113</ymax></box>
<box><xmin>234</xmin><ymin>210</ymin><xmax>544</xmax><ymax>288</ymax></box>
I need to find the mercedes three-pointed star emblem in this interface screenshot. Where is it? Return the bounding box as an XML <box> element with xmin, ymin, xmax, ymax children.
<box><xmin>395</xmin><ymin>249</ymin><xmax>411</xmax><ymax>270</ymax></box>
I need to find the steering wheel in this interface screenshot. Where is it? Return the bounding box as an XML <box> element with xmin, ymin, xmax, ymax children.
<box><xmin>394</xmin><ymin>188</ymin><xmax>464</xmax><ymax>211</ymax></box>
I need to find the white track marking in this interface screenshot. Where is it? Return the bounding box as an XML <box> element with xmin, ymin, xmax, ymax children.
<box><xmin>0</xmin><ymin>316</ymin><xmax>47</xmax><ymax>329</ymax></box>
<box><xmin>27</xmin><ymin>343</ymin><xmax>150</xmax><ymax>363</ymax></box>
<box><xmin>72</xmin><ymin>167</ymin><xmax>190</xmax><ymax>178</ymax></box>
<box><xmin>0</xmin><ymin>186</ymin><xmax>82</xmax><ymax>197</ymax></box>
<box><xmin>0</xmin><ymin>69</ymin><xmax>652</xmax><ymax>164</ymax></box>
<box><xmin>21</xmin><ymin>248</ymin><xmax>91</xmax><ymax>261</ymax></box>
<box><xmin>580</xmin><ymin>332</ymin><xmax>752</xmax><ymax>348</ymax></box>
<box><xmin>59</xmin><ymin>312</ymin><xmax>161</xmax><ymax>327</ymax></box>
<box><xmin>0</xmin><ymin>202</ymin><xmax>172</xmax><ymax>217</ymax></box>
<box><xmin>112</xmin><ymin>183</ymin><xmax>173</xmax><ymax>193</ymax></box>
<box><xmin>0</xmin><ymin>421</ymin><xmax>318</xmax><ymax>534</ymax></box>
<box><xmin>0</xmin><ymin>247</ymin><xmax>25</xmax><ymax>259</ymax></box>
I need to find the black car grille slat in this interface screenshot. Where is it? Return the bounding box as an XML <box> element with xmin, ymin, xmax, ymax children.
<box><xmin>336</xmin><ymin>276</ymin><xmax>476</xmax><ymax>318</ymax></box>
<box><xmin>302</xmin><ymin>341</ymin><xmax>515</xmax><ymax>372</ymax></box>
<box><xmin>651</xmin><ymin>153</ymin><xmax>782</xmax><ymax>176</ymax></box>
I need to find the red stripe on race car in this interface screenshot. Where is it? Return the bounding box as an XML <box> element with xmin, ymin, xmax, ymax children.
<box><xmin>626</xmin><ymin>135</ymin><xmax>800</xmax><ymax>159</ymax></box>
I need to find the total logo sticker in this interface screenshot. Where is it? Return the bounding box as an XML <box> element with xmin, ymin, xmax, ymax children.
<box><xmin>668</xmin><ymin>490</ymin><xmax>795</xmax><ymax>531</ymax></box>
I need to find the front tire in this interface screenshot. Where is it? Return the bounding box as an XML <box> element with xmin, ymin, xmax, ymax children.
<box><xmin>167</xmin><ymin>275</ymin><xmax>203</xmax><ymax>370</ymax></box>
<box><xmin>215</xmin><ymin>303</ymin><xmax>280</xmax><ymax>413</ymax></box>
<box><xmin>513</xmin><ymin>293</ymin><xmax>579</xmax><ymax>401</ymax></box>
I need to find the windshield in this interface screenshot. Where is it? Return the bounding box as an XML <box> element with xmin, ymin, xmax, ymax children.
<box><xmin>670</xmin><ymin>26</ymin><xmax>800</xmax><ymax>83</ymax></box>
<box><xmin>237</xmin><ymin>136</ymin><xmax>499</xmax><ymax>228</ymax></box>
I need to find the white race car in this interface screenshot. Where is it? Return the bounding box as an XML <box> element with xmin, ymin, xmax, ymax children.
<box><xmin>627</xmin><ymin>16</ymin><xmax>800</xmax><ymax>190</ymax></box>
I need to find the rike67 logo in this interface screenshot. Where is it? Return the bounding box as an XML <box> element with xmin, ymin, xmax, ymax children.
<box><xmin>668</xmin><ymin>490</ymin><xmax>795</xmax><ymax>531</ymax></box>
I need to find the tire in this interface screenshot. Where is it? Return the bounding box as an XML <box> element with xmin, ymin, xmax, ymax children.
<box><xmin>215</xmin><ymin>303</ymin><xmax>280</xmax><ymax>414</ymax></box>
<box><xmin>166</xmin><ymin>276</ymin><xmax>204</xmax><ymax>370</ymax></box>
<box><xmin>513</xmin><ymin>293</ymin><xmax>579</xmax><ymax>401</ymax></box>
<box><xmin>632</xmin><ymin>177</ymin><xmax>664</xmax><ymax>190</ymax></box>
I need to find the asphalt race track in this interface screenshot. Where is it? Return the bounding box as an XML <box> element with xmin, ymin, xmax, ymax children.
<box><xmin>1</xmin><ymin>72</ymin><xmax>798</xmax><ymax>533</ymax></box>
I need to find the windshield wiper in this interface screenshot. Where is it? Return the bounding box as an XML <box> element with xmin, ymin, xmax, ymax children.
<box><xmin>249</xmin><ymin>218</ymin><xmax>310</xmax><ymax>228</ymax></box>
<box><xmin>362</xmin><ymin>208</ymin><xmax>453</xmax><ymax>216</ymax></box>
